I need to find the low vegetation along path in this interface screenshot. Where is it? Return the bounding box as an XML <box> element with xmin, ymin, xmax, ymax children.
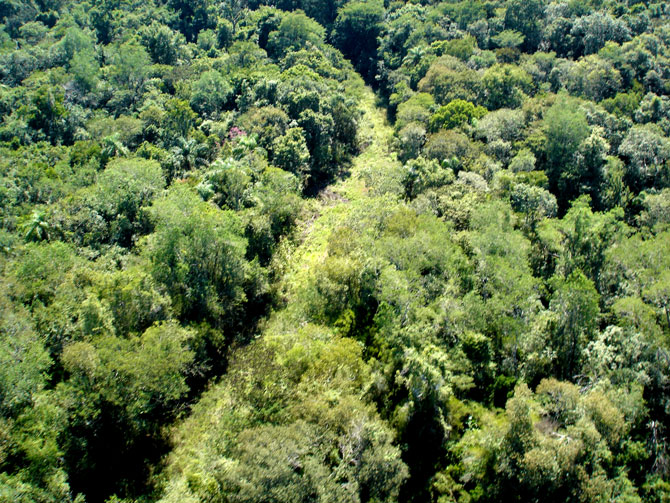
<box><xmin>156</xmin><ymin>83</ymin><xmax>413</xmax><ymax>503</ymax></box>
<box><xmin>291</xmin><ymin>83</ymin><xmax>401</xmax><ymax>269</ymax></box>
<box><xmin>327</xmin><ymin>84</ymin><xmax>400</xmax><ymax>202</ymax></box>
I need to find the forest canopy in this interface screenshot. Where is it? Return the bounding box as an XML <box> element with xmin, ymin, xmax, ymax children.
<box><xmin>0</xmin><ymin>0</ymin><xmax>669</xmax><ymax>503</ymax></box>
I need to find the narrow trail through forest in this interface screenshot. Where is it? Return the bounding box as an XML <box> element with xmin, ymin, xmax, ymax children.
<box><xmin>277</xmin><ymin>83</ymin><xmax>403</xmax><ymax>299</ymax></box>
<box><xmin>327</xmin><ymin>84</ymin><xmax>400</xmax><ymax>203</ymax></box>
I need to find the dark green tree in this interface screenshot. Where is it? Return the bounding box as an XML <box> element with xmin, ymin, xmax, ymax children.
<box><xmin>332</xmin><ymin>0</ymin><xmax>384</xmax><ymax>82</ymax></box>
<box><xmin>142</xmin><ymin>185</ymin><xmax>249</xmax><ymax>328</ymax></box>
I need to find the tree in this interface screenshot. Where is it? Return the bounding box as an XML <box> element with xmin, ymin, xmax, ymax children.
<box><xmin>70</xmin><ymin>47</ymin><xmax>99</xmax><ymax>93</ymax></box>
<box><xmin>402</xmin><ymin>157</ymin><xmax>454</xmax><ymax>199</ymax></box>
<box><xmin>332</xmin><ymin>0</ymin><xmax>385</xmax><ymax>82</ymax></box>
<box><xmin>543</xmin><ymin>98</ymin><xmax>591</xmax><ymax>209</ymax></box>
<box><xmin>197</xmin><ymin>157</ymin><xmax>252</xmax><ymax>210</ymax></box>
<box><xmin>564</xmin><ymin>127</ymin><xmax>609</xmax><ymax>207</ymax></box>
<box><xmin>100</xmin><ymin>133</ymin><xmax>129</xmax><ymax>164</ymax></box>
<box><xmin>22</xmin><ymin>210</ymin><xmax>50</xmax><ymax>242</ymax></box>
<box><xmin>168</xmin><ymin>0</ymin><xmax>216</xmax><ymax>42</ymax></box>
<box><xmin>91</xmin><ymin>157</ymin><xmax>165</xmax><ymax>246</ymax></box>
<box><xmin>396</xmin><ymin>122</ymin><xmax>426</xmax><ymax>163</ymax></box>
<box><xmin>266</xmin><ymin>10</ymin><xmax>325</xmax><ymax>59</ymax></box>
<box><xmin>10</xmin><ymin>241</ymin><xmax>78</xmax><ymax>309</ymax></box>
<box><xmin>637</xmin><ymin>188</ymin><xmax>670</xmax><ymax>232</ymax></box>
<box><xmin>162</xmin><ymin>100</ymin><xmax>198</xmax><ymax>147</ymax></box>
<box><xmin>158</xmin><ymin>327</ymin><xmax>408</xmax><ymax>503</ymax></box>
<box><xmin>60</xmin><ymin>27</ymin><xmax>99</xmax><ymax>92</ymax></box>
<box><xmin>109</xmin><ymin>41</ymin><xmax>151</xmax><ymax>96</ymax></box>
<box><xmin>618</xmin><ymin>124</ymin><xmax>670</xmax><ymax>191</ymax></box>
<box><xmin>272</xmin><ymin>127</ymin><xmax>310</xmax><ymax>179</ymax></box>
<box><xmin>239</xmin><ymin>106</ymin><xmax>290</xmax><ymax>152</ymax></box>
<box><xmin>549</xmin><ymin>271</ymin><xmax>600</xmax><ymax>379</ymax></box>
<box><xmin>95</xmin><ymin>265</ymin><xmax>171</xmax><ymax>336</ymax></box>
<box><xmin>21</xmin><ymin>85</ymin><xmax>69</xmax><ymax>143</ymax></box>
<box><xmin>296</xmin><ymin>108</ymin><xmax>336</xmax><ymax>179</ymax></box>
<box><xmin>643</xmin><ymin>264</ymin><xmax>670</xmax><ymax>331</ymax></box>
<box><xmin>477</xmin><ymin>108</ymin><xmax>525</xmax><ymax>144</ymax></box>
<box><xmin>510</xmin><ymin>183</ymin><xmax>557</xmax><ymax>230</ymax></box>
<box><xmin>491</xmin><ymin>29</ymin><xmax>525</xmax><ymax>50</ymax></box>
<box><xmin>395</xmin><ymin>93</ymin><xmax>434</xmax><ymax>131</ymax></box>
<box><xmin>570</xmin><ymin>12</ymin><xmax>631</xmax><ymax>57</ymax></box>
<box><xmin>602</xmin><ymin>229</ymin><xmax>670</xmax><ymax>332</ymax></box>
<box><xmin>423</xmin><ymin>130</ymin><xmax>475</xmax><ymax>166</ymax></box>
<box><xmin>244</xmin><ymin>166</ymin><xmax>302</xmax><ymax>264</ymax></box>
<box><xmin>190</xmin><ymin>70</ymin><xmax>232</xmax><ymax>118</ymax></box>
<box><xmin>635</xmin><ymin>93</ymin><xmax>670</xmax><ymax>132</ymax></box>
<box><xmin>458</xmin><ymin>381</ymin><xmax>639</xmax><ymax>503</ymax></box>
<box><xmin>51</xmin><ymin>157</ymin><xmax>165</xmax><ymax>248</ymax></box>
<box><xmin>509</xmin><ymin>149</ymin><xmax>536</xmax><ymax>172</ymax></box>
<box><xmin>139</xmin><ymin>22</ymin><xmax>185</xmax><ymax>65</ymax></box>
<box><xmin>429</xmin><ymin>99</ymin><xmax>487</xmax><ymax>132</ymax></box>
<box><xmin>567</xmin><ymin>55</ymin><xmax>623</xmax><ymax>102</ymax></box>
<box><xmin>219</xmin><ymin>0</ymin><xmax>246</xmax><ymax>35</ymax></box>
<box><xmin>551</xmin><ymin>196</ymin><xmax>624</xmax><ymax>287</ymax></box>
<box><xmin>481</xmin><ymin>64</ymin><xmax>533</xmax><ymax>110</ymax></box>
<box><xmin>0</xmin><ymin>300</ymin><xmax>50</xmax><ymax>417</ymax></box>
<box><xmin>59</xmin><ymin>321</ymin><xmax>195</xmax><ymax>501</ymax></box>
<box><xmin>503</xmin><ymin>0</ymin><xmax>544</xmax><ymax>52</ymax></box>
<box><xmin>59</xmin><ymin>27</ymin><xmax>95</xmax><ymax>63</ymax></box>
<box><xmin>62</xmin><ymin>322</ymin><xmax>195</xmax><ymax>425</ymax></box>
<box><xmin>197</xmin><ymin>28</ymin><xmax>217</xmax><ymax>54</ymax></box>
<box><xmin>218</xmin><ymin>419</ymin><xmax>406</xmax><ymax>503</ymax></box>
<box><xmin>418</xmin><ymin>56</ymin><xmax>482</xmax><ymax>105</ymax></box>
<box><xmin>142</xmin><ymin>185</ymin><xmax>248</xmax><ymax>328</ymax></box>
<box><xmin>601</xmin><ymin>156</ymin><xmax>633</xmax><ymax>211</ymax></box>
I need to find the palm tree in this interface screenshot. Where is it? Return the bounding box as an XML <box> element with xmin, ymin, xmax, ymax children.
<box><xmin>101</xmin><ymin>133</ymin><xmax>129</xmax><ymax>164</ymax></box>
<box><xmin>23</xmin><ymin>210</ymin><xmax>50</xmax><ymax>242</ymax></box>
<box><xmin>403</xmin><ymin>45</ymin><xmax>427</xmax><ymax>67</ymax></box>
<box><xmin>168</xmin><ymin>137</ymin><xmax>208</xmax><ymax>180</ymax></box>
<box><xmin>232</xmin><ymin>133</ymin><xmax>260</xmax><ymax>160</ymax></box>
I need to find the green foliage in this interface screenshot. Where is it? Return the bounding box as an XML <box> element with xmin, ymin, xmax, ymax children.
<box><xmin>158</xmin><ymin>326</ymin><xmax>408</xmax><ymax>503</ymax></box>
<box><xmin>110</xmin><ymin>41</ymin><xmax>151</xmax><ymax>91</ymax></box>
<box><xmin>492</xmin><ymin>29</ymin><xmax>525</xmax><ymax>49</ymax></box>
<box><xmin>403</xmin><ymin>157</ymin><xmax>454</xmax><ymax>199</ymax></box>
<box><xmin>510</xmin><ymin>183</ymin><xmax>558</xmax><ymax>229</ymax></box>
<box><xmin>190</xmin><ymin>70</ymin><xmax>232</xmax><ymax>117</ymax></box>
<box><xmin>143</xmin><ymin>185</ymin><xmax>248</xmax><ymax>327</ymax></box>
<box><xmin>140</xmin><ymin>22</ymin><xmax>185</xmax><ymax>65</ymax></box>
<box><xmin>618</xmin><ymin>124</ymin><xmax>670</xmax><ymax>190</ymax></box>
<box><xmin>549</xmin><ymin>271</ymin><xmax>601</xmax><ymax>379</ymax></box>
<box><xmin>418</xmin><ymin>56</ymin><xmax>482</xmax><ymax>105</ymax></box>
<box><xmin>457</xmin><ymin>380</ymin><xmax>642</xmax><ymax>503</ymax></box>
<box><xmin>332</xmin><ymin>0</ymin><xmax>384</xmax><ymax>81</ymax></box>
<box><xmin>168</xmin><ymin>0</ymin><xmax>215</xmax><ymax>42</ymax></box>
<box><xmin>538</xmin><ymin>196</ymin><xmax>624</xmax><ymax>285</ymax></box>
<box><xmin>503</xmin><ymin>0</ymin><xmax>544</xmax><ymax>51</ymax></box>
<box><xmin>62</xmin><ymin>322</ymin><xmax>194</xmax><ymax>423</ymax></box>
<box><xmin>272</xmin><ymin>126</ymin><xmax>310</xmax><ymax>178</ymax></box>
<box><xmin>429</xmin><ymin>99</ymin><xmax>487</xmax><ymax>132</ymax></box>
<box><xmin>0</xmin><ymin>300</ymin><xmax>50</xmax><ymax>417</ymax></box>
<box><xmin>571</xmin><ymin>12</ymin><xmax>631</xmax><ymax>57</ymax></box>
<box><xmin>2</xmin><ymin>2</ymin><xmax>670</xmax><ymax>502</ymax></box>
<box><xmin>482</xmin><ymin>64</ymin><xmax>533</xmax><ymax>110</ymax></box>
<box><xmin>267</xmin><ymin>10</ymin><xmax>325</xmax><ymax>58</ymax></box>
<box><xmin>544</xmin><ymin>98</ymin><xmax>592</xmax><ymax>208</ymax></box>
<box><xmin>52</xmin><ymin>157</ymin><xmax>165</xmax><ymax>247</ymax></box>
<box><xmin>395</xmin><ymin>93</ymin><xmax>435</xmax><ymax>131</ymax></box>
<box><xmin>163</xmin><ymin>99</ymin><xmax>198</xmax><ymax>143</ymax></box>
<box><xmin>20</xmin><ymin>85</ymin><xmax>69</xmax><ymax>143</ymax></box>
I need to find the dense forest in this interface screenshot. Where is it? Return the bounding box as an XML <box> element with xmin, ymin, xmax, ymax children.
<box><xmin>0</xmin><ymin>0</ymin><xmax>669</xmax><ymax>502</ymax></box>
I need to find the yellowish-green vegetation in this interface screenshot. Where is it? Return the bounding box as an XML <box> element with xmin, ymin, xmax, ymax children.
<box><xmin>283</xmin><ymin>85</ymin><xmax>401</xmax><ymax>296</ymax></box>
